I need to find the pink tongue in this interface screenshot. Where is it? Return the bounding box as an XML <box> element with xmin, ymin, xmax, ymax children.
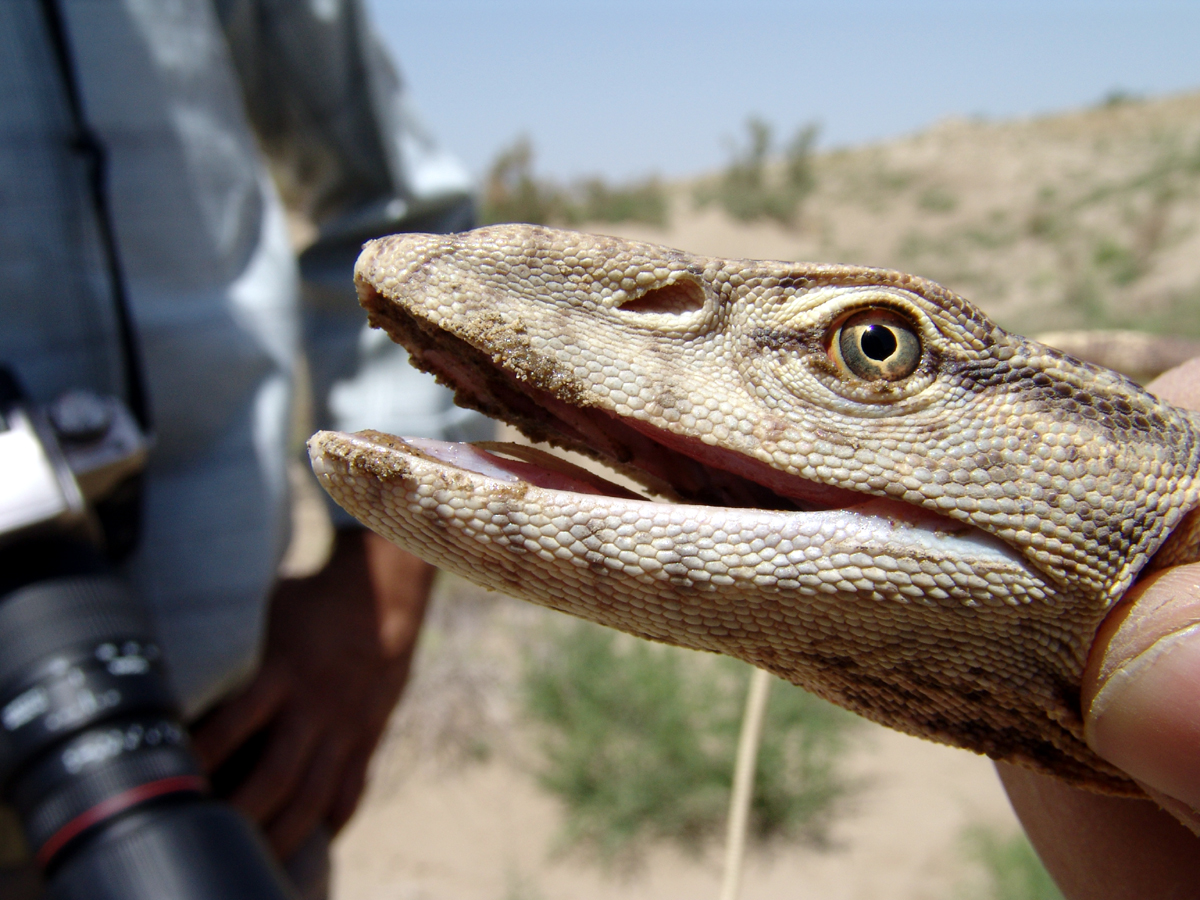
<box><xmin>404</xmin><ymin>439</ymin><xmax>629</xmax><ymax>497</ymax></box>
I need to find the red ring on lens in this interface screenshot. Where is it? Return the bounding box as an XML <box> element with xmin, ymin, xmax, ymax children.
<box><xmin>35</xmin><ymin>774</ymin><xmax>207</xmax><ymax>867</ymax></box>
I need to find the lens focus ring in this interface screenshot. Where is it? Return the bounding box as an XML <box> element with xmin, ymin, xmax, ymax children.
<box><xmin>0</xmin><ymin>640</ymin><xmax>175</xmax><ymax>782</ymax></box>
<box><xmin>12</xmin><ymin>717</ymin><xmax>204</xmax><ymax>866</ymax></box>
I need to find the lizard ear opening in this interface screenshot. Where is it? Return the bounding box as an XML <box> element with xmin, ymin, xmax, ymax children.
<box><xmin>617</xmin><ymin>277</ymin><xmax>706</xmax><ymax>315</ymax></box>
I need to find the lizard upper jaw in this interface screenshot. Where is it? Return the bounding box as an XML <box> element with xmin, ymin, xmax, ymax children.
<box><xmin>357</xmin><ymin>250</ymin><xmax>992</xmax><ymax>541</ymax></box>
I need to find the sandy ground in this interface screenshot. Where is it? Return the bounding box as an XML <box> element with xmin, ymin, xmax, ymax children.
<box><xmin>333</xmin><ymin>703</ymin><xmax>1017</xmax><ymax>900</ymax></box>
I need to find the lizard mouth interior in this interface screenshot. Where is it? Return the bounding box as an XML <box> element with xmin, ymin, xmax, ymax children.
<box><xmin>415</xmin><ymin>345</ymin><xmax>869</xmax><ymax>514</ymax></box>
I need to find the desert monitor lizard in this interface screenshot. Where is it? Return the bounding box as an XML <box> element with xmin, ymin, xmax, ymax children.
<box><xmin>309</xmin><ymin>224</ymin><xmax>1200</xmax><ymax>796</ymax></box>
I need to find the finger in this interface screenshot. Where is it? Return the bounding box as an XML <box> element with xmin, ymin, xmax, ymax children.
<box><xmin>1082</xmin><ymin>563</ymin><xmax>1200</xmax><ymax>832</ymax></box>
<box><xmin>1146</xmin><ymin>356</ymin><xmax>1200</xmax><ymax>410</ymax></box>
<box><xmin>325</xmin><ymin>745</ymin><xmax>373</xmax><ymax>835</ymax></box>
<box><xmin>191</xmin><ymin>665</ymin><xmax>291</xmax><ymax>771</ymax></box>
<box><xmin>996</xmin><ymin>761</ymin><xmax>1200</xmax><ymax>899</ymax></box>
<box><xmin>264</xmin><ymin>739</ymin><xmax>352</xmax><ymax>858</ymax></box>
<box><xmin>229</xmin><ymin>711</ymin><xmax>321</xmax><ymax>824</ymax></box>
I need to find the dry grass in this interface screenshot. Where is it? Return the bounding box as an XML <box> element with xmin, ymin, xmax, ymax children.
<box><xmin>599</xmin><ymin>91</ymin><xmax>1200</xmax><ymax>338</ymax></box>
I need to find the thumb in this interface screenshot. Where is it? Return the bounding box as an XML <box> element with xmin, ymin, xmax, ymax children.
<box><xmin>1083</xmin><ymin>564</ymin><xmax>1200</xmax><ymax>834</ymax></box>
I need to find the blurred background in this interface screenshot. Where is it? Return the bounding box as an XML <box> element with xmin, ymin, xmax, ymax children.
<box><xmin>324</xmin><ymin>2</ymin><xmax>1200</xmax><ymax>898</ymax></box>
<box><xmin>376</xmin><ymin>0</ymin><xmax>1200</xmax><ymax>184</ymax></box>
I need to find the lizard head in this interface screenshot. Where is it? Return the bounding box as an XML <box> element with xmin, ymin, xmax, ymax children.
<box><xmin>310</xmin><ymin>223</ymin><xmax>1200</xmax><ymax>793</ymax></box>
<box><xmin>349</xmin><ymin>224</ymin><xmax>1200</xmax><ymax>604</ymax></box>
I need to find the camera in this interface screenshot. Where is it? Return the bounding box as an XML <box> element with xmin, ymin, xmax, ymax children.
<box><xmin>0</xmin><ymin>368</ymin><xmax>296</xmax><ymax>899</ymax></box>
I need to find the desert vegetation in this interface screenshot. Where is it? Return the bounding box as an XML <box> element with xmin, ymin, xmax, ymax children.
<box><xmin>522</xmin><ymin>619</ymin><xmax>858</xmax><ymax>864</ymax></box>
<box><xmin>691</xmin><ymin>118</ymin><xmax>820</xmax><ymax>226</ymax></box>
<box><xmin>479</xmin><ymin>137</ymin><xmax>668</xmax><ymax>228</ymax></box>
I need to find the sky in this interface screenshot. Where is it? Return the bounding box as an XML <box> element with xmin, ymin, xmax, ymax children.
<box><xmin>366</xmin><ymin>0</ymin><xmax>1200</xmax><ymax>184</ymax></box>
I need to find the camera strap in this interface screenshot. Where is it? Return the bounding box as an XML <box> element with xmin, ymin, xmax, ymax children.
<box><xmin>35</xmin><ymin>0</ymin><xmax>153</xmax><ymax>436</ymax></box>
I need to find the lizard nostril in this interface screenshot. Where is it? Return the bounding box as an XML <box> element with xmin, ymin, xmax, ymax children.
<box><xmin>617</xmin><ymin>278</ymin><xmax>706</xmax><ymax>315</ymax></box>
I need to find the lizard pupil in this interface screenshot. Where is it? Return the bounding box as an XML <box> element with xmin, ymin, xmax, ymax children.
<box><xmin>859</xmin><ymin>324</ymin><xmax>897</xmax><ymax>361</ymax></box>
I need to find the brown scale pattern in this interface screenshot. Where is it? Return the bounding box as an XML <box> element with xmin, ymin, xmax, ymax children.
<box><xmin>316</xmin><ymin>224</ymin><xmax>1200</xmax><ymax>795</ymax></box>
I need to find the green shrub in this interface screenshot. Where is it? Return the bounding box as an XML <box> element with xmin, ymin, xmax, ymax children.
<box><xmin>955</xmin><ymin>827</ymin><xmax>1064</xmax><ymax>900</ymax></box>
<box><xmin>694</xmin><ymin>117</ymin><xmax>819</xmax><ymax>226</ymax></box>
<box><xmin>479</xmin><ymin>137</ymin><xmax>569</xmax><ymax>226</ymax></box>
<box><xmin>480</xmin><ymin>138</ymin><xmax>668</xmax><ymax>228</ymax></box>
<box><xmin>918</xmin><ymin>185</ymin><xmax>959</xmax><ymax>213</ymax></box>
<box><xmin>1092</xmin><ymin>237</ymin><xmax>1142</xmax><ymax>285</ymax></box>
<box><xmin>1099</xmin><ymin>89</ymin><xmax>1139</xmax><ymax>108</ymax></box>
<box><xmin>571</xmin><ymin>176</ymin><xmax>669</xmax><ymax>227</ymax></box>
<box><xmin>521</xmin><ymin>619</ymin><xmax>858</xmax><ymax>863</ymax></box>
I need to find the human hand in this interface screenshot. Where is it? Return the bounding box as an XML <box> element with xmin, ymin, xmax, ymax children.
<box><xmin>191</xmin><ymin>528</ymin><xmax>433</xmax><ymax>858</ymax></box>
<box><xmin>998</xmin><ymin>357</ymin><xmax>1200</xmax><ymax>898</ymax></box>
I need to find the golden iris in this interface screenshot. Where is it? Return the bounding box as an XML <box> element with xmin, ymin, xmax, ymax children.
<box><xmin>833</xmin><ymin>309</ymin><xmax>921</xmax><ymax>381</ymax></box>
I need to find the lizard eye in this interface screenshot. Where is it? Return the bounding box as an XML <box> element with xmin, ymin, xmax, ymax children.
<box><xmin>832</xmin><ymin>309</ymin><xmax>921</xmax><ymax>381</ymax></box>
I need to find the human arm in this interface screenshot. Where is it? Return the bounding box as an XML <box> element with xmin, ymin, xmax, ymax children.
<box><xmin>191</xmin><ymin>527</ymin><xmax>432</xmax><ymax>856</ymax></box>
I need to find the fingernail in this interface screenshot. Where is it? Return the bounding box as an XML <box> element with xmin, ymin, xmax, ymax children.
<box><xmin>1086</xmin><ymin>622</ymin><xmax>1200</xmax><ymax>813</ymax></box>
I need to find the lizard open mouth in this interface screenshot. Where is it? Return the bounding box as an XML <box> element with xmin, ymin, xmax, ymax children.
<box><xmin>375</xmin><ymin>430</ymin><xmax>986</xmax><ymax>548</ymax></box>
<box><xmin>334</xmin><ymin>301</ymin><xmax>1000</xmax><ymax>552</ymax></box>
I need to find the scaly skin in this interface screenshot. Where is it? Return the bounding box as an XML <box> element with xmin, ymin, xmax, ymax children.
<box><xmin>309</xmin><ymin>224</ymin><xmax>1200</xmax><ymax>794</ymax></box>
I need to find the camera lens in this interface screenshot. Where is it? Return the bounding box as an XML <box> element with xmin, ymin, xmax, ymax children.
<box><xmin>0</xmin><ymin>570</ymin><xmax>197</xmax><ymax>866</ymax></box>
<box><xmin>0</xmin><ymin>542</ymin><xmax>295</xmax><ymax>899</ymax></box>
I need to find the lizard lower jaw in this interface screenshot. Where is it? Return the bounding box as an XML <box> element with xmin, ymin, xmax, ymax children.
<box><xmin>309</xmin><ymin>430</ymin><xmax>1027</xmax><ymax>573</ymax></box>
